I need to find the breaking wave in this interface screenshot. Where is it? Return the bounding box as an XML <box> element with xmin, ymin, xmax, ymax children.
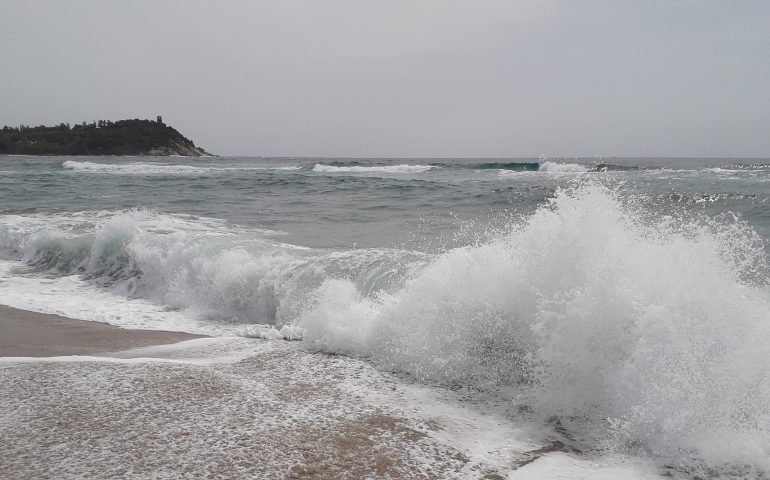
<box><xmin>0</xmin><ymin>211</ymin><xmax>429</xmax><ymax>329</ymax></box>
<box><xmin>62</xmin><ymin>160</ymin><xmax>298</xmax><ymax>175</ymax></box>
<box><xmin>537</xmin><ymin>161</ymin><xmax>588</xmax><ymax>173</ymax></box>
<box><xmin>299</xmin><ymin>183</ymin><xmax>770</xmax><ymax>474</ymax></box>
<box><xmin>465</xmin><ymin>162</ymin><xmax>541</xmax><ymax>171</ymax></box>
<box><xmin>312</xmin><ymin>164</ymin><xmax>435</xmax><ymax>174</ymax></box>
<box><xmin>2</xmin><ymin>182</ymin><xmax>769</xmax><ymax>474</ymax></box>
<box><xmin>61</xmin><ymin>159</ymin><xmax>659</xmax><ymax>177</ymax></box>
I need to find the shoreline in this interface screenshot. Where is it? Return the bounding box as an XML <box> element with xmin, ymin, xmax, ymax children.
<box><xmin>0</xmin><ymin>305</ymin><xmax>503</xmax><ymax>478</ymax></box>
<box><xmin>0</xmin><ymin>304</ymin><xmax>204</xmax><ymax>357</ymax></box>
<box><xmin>0</xmin><ymin>305</ymin><xmax>662</xmax><ymax>478</ymax></box>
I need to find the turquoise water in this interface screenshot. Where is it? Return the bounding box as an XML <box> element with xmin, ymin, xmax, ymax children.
<box><xmin>2</xmin><ymin>155</ymin><xmax>770</xmax><ymax>476</ymax></box>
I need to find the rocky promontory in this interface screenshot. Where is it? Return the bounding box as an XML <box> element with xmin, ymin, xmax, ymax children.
<box><xmin>0</xmin><ymin>118</ymin><xmax>212</xmax><ymax>157</ymax></box>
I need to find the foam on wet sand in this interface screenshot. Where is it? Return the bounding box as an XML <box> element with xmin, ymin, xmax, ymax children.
<box><xmin>0</xmin><ymin>306</ymin><xmax>661</xmax><ymax>479</ymax></box>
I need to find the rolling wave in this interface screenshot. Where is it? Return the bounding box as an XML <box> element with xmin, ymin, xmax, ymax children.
<box><xmin>62</xmin><ymin>160</ymin><xmax>299</xmax><ymax>175</ymax></box>
<box><xmin>59</xmin><ymin>159</ymin><xmax>688</xmax><ymax>178</ymax></box>
<box><xmin>299</xmin><ymin>183</ymin><xmax>770</xmax><ymax>473</ymax></box>
<box><xmin>592</xmin><ymin>163</ymin><xmax>641</xmax><ymax>172</ymax></box>
<box><xmin>0</xmin><ymin>211</ymin><xmax>429</xmax><ymax>328</ymax></box>
<box><xmin>2</xmin><ymin>181</ymin><xmax>769</xmax><ymax>473</ymax></box>
<box><xmin>312</xmin><ymin>164</ymin><xmax>435</xmax><ymax>174</ymax></box>
<box><xmin>537</xmin><ymin>161</ymin><xmax>588</xmax><ymax>173</ymax></box>
<box><xmin>462</xmin><ymin>162</ymin><xmax>541</xmax><ymax>171</ymax></box>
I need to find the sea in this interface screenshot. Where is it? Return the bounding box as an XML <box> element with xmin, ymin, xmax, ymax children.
<box><xmin>1</xmin><ymin>155</ymin><xmax>769</xmax><ymax>478</ymax></box>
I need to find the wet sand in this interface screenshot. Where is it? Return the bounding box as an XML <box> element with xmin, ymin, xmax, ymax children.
<box><xmin>0</xmin><ymin>305</ymin><xmax>203</xmax><ymax>357</ymax></box>
<box><xmin>0</xmin><ymin>317</ymin><xmax>481</xmax><ymax>479</ymax></box>
<box><xmin>0</xmin><ymin>305</ymin><xmax>660</xmax><ymax>479</ymax></box>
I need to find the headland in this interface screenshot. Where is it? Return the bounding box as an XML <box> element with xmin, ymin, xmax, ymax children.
<box><xmin>0</xmin><ymin>117</ymin><xmax>212</xmax><ymax>157</ymax></box>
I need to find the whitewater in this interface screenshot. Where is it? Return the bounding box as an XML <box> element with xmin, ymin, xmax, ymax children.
<box><xmin>2</xmin><ymin>155</ymin><xmax>770</xmax><ymax>478</ymax></box>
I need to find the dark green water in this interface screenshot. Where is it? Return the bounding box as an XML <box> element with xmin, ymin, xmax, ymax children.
<box><xmin>3</xmin><ymin>155</ymin><xmax>770</xmax><ymax>248</ymax></box>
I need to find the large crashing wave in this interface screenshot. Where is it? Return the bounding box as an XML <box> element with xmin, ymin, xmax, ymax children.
<box><xmin>299</xmin><ymin>183</ymin><xmax>770</xmax><ymax>473</ymax></box>
<box><xmin>0</xmin><ymin>212</ymin><xmax>429</xmax><ymax>327</ymax></box>
<box><xmin>2</xmin><ymin>183</ymin><xmax>769</xmax><ymax>472</ymax></box>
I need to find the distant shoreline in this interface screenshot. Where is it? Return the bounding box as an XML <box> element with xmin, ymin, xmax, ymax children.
<box><xmin>0</xmin><ymin>153</ymin><xmax>217</xmax><ymax>158</ymax></box>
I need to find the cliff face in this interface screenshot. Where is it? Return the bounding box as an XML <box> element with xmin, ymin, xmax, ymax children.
<box><xmin>0</xmin><ymin>119</ymin><xmax>213</xmax><ymax>157</ymax></box>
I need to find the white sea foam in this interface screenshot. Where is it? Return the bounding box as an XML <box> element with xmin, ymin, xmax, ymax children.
<box><xmin>312</xmin><ymin>163</ymin><xmax>435</xmax><ymax>174</ymax></box>
<box><xmin>0</xmin><ymin>336</ymin><xmax>661</xmax><ymax>479</ymax></box>
<box><xmin>0</xmin><ymin>259</ymin><xmax>230</xmax><ymax>335</ymax></box>
<box><xmin>506</xmin><ymin>453</ymin><xmax>660</xmax><ymax>480</ymax></box>
<box><xmin>496</xmin><ymin>169</ymin><xmax>528</xmax><ymax>178</ymax></box>
<box><xmin>62</xmin><ymin>160</ymin><xmax>298</xmax><ymax>175</ymax></box>
<box><xmin>63</xmin><ymin>160</ymin><xmax>214</xmax><ymax>174</ymax></box>
<box><xmin>274</xmin><ymin>165</ymin><xmax>303</xmax><ymax>171</ymax></box>
<box><xmin>538</xmin><ymin>161</ymin><xmax>588</xmax><ymax>173</ymax></box>
<box><xmin>299</xmin><ymin>182</ymin><xmax>770</xmax><ymax>473</ymax></box>
<box><xmin>2</xmin><ymin>184</ymin><xmax>769</xmax><ymax>474</ymax></box>
<box><xmin>496</xmin><ymin>161</ymin><xmax>589</xmax><ymax>178</ymax></box>
<box><xmin>0</xmin><ymin>210</ymin><xmax>428</xmax><ymax>333</ymax></box>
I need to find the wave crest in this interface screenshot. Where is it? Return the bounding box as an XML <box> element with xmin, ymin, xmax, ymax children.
<box><xmin>538</xmin><ymin>161</ymin><xmax>588</xmax><ymax>173</ymax></box>
<box><xmin>312</xmin><ymin>164</ymin><xmax>435</xmax><ymax>174</ymax></box>
<box><xmin>62</xmin><ymin>161</ymin><xmax>298</xmax><ymax>175</ymax></box>
<box><xmin>0</xmin><ymin>211</ymin><xmax>429</xmax><ymax>328</ymax></box>
<box><xmin>299</xmin><ymin>183</ymin><xmax>770</xmax><ymax>471</ymax></box>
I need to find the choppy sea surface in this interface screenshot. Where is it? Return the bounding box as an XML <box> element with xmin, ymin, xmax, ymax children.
<box><xmin>2</xmin><ymin>155</ymin><xmax>770</xmax><ymax>478</ymax></box>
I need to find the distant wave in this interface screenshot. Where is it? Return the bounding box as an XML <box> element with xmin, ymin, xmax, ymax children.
<box><xmin>429</xmin><ymin>161</ymin><xmax>651</xmax><ymax>172</ymax></box>
<box><xmin>709</xmin><ymin>164</ymin><xmax>770</xmax><ymax>171</ymax></box>
<box><xmin>592</xmin><ymin>163</ymin><xmax>641</xmax><ymax>172</ymax></box>
<box><xmin>62</xmin><ymin>160</ymin><xmax>299</xmax><ymax>175</ymax></box>
<box><xmin>312</xmin><ymin>164</ymin><xmax>435</xmax><ymax>174</ymax></box>
<box><xmin>57</xmin><ymin>159</ymin><xmax>770</xmax><ymax>177</ymax></box>
<box><xmin>537</xmin><ymin>161</ymin><xmax>588</xmax><ymax>173</ymax></box>
<box><xmin>670</xmin><ymin>192</ymin><xmax>761</xmax><ymax>204</ymax></box>
<box><xmin>462</xmin><ymin>162</ymin><xmax>540</xmax><ymax>171</ymax></box>
<box><xmin>63</xmin><ymin>160</ymin><xmax>209</xmax><ymax>174</ymax></box>
<box><xmin>313</xmin><ymin>161</ymin><xmax>591</xmax><ymax>174</ymax></box>
<box><xmin>493</xmin><ymin>162</ymin><xmax>643</xmax><ymax>176</ymax></box>
<box><xmin>495</xmin><ymin>161</ymin><xmax>588</xmax><ymax>177</ymax></box>
<box><xmin>705</xmin><ymin>166</ymin><xmax>770</xmax><ymax>175</ymax></box>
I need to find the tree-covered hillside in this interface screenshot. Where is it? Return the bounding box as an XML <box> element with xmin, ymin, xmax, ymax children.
<box><xmin>0</xmin><ymin>119</ymin><xmax>211</xmax><ymax>156</ymax></box>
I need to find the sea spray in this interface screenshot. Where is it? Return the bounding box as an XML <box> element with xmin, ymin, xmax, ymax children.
<box><xmin>300</xmin><ymin>182</ymin><xmax>770</xmax><ymax>472</ymax></box>
<box><xmin>2</xmin><ymin>178</ymin><xmax>770</xmax><ymax>473</ymax></box>
<box><xmin>537</xmin><ymin>161</ymin><xmax>588</xmax><ymax>173</ymax></box>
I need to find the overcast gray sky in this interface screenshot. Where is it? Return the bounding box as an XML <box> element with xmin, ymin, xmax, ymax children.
<box><xmin>1</xmin><ymin>1</ymin><xmax>769</xmax><ymax>157</ymax></box>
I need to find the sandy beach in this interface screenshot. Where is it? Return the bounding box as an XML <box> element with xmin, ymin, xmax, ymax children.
<box><xmin>0</xmin><ymin>306</ymin><xmax>486</xmax><ymax>478</ymax></box>
<box><xmin>0</xmin><ymin>305</ymin><xmax>203</xmax><ymax>357</ymax></box>
<box><xmin>0</xmin><ymin>305</ymin><xmax>661</xmax><ymax>479</ymax></box>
